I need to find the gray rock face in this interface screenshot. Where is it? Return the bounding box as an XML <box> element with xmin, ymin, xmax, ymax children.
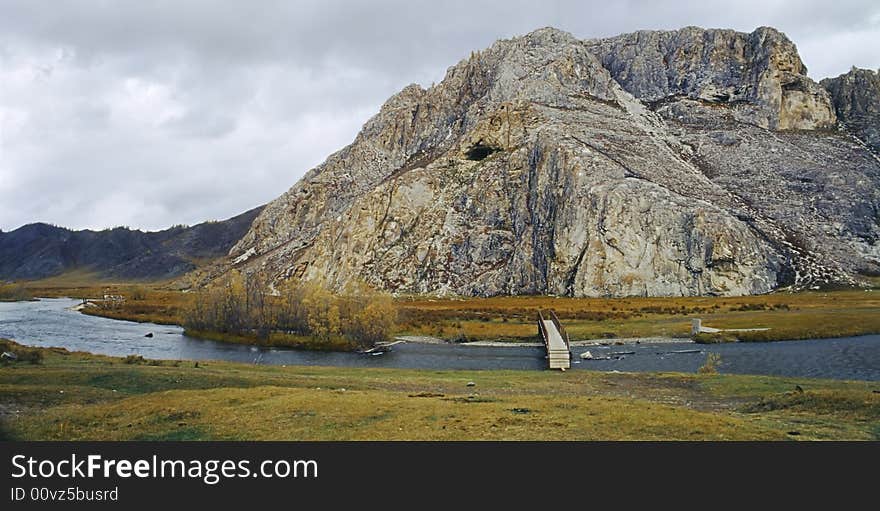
<box><xmin>822</xmin><ymin>67</ymin><xmax>880</xmax><ymax>154</ymax></box>
<box><xmin>191</xmin><ymin>26</ymin><xmax>880</xmax><ymax>297</ymax></box>
<box><xmin>585</xmin><ymin>26</ymin><xmax>837</xmax><ymax>130</ymax></box>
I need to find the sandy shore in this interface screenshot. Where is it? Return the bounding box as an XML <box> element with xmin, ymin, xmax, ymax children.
<box><xmin>571</xmin><ymin>337</ymin><xmax>692</xmax><ymax>346</ymax></box>
<box><xmin>396</xmin><ymin>335</ymin><xmax>691</xmax><ymax>347</ymax></box>
<box><xmin>394</xmin><ymin>335</ymin><xmax>447</xmax><ymax>344</ymax></box>
<box><xmin>461</xmin><ymin>341</ymin><xmax>544</xmax><ymax>347</ymax></box>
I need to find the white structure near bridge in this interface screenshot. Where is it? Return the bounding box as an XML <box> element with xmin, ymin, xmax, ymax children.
<box><xmin>691</xmin><ymin>318</ymin><xmax>770</xmax><ymax>335</ymax></box>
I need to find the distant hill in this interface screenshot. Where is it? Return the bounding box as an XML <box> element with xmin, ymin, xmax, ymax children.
<box><xmin>0</xmin><ymin>206</ymin><xmax>263</xmax><ymax>281</ymax></box>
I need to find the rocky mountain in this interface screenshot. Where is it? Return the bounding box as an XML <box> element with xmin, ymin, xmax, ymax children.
<box><xmin>191</xmin><ymin>26</ymin><xmax>880</xmax><ymax>297</ymax></box>
<box><xmin>822</xmin><ymin>67</ymin><xmax>880</xmax><ymax>154</ymax></box>
<box><xmin>0</xmin><ymin>207</ymin><xmax>263</xmax><ymax>281</ymax></box>
<box><xmin>584</xmin><ymin>27</ymin><xmax>837</xmax><ymax>130</ymax></box>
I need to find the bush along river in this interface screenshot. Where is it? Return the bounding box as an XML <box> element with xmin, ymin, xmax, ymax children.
<box><xmin>1</xmin><ymin>298</ymin><xmax>878</xmax><ymax>380</ymax></box>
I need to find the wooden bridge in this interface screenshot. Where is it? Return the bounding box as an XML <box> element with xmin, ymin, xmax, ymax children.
<box><xmin>538</xmin><ymin>310</ymin><xmax>571</xmax><ymax>370</ymax></box>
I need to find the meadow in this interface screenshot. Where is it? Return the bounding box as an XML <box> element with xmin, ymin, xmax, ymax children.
<box><xmin>1</xmin><ymin>340</ymin><xmax>877</xmax><ymax>440</ymax></box>
<box><xmin>4</xmin><ymin>280</ymin><xmax>878</xmax><ymax>441</ymax></box>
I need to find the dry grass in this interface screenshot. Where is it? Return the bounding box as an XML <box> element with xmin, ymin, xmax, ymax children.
<box><xmin>183</xmin><ymin>329</ymin><xmax>355</xmax><ymax>351</ymax></box>
<box><xmin>15</xmin><ymin>386</ymin><xmax>780</xmax><ymax>441</ymax></box>
<box><xmin>22</xmin><ymin>273</ymin><xmax>185</xmax><ymax>324</ymax></box>
<box><xmin>0</xmin><ymin>282</ymin><xmax>35</xmax><ymax>301</ymax></box>
<box><xmin>396</xmin><ymin>290</ymin><xmax>880</xmax><ymax>341</ymax></box>
<box><xmin>18</xmin><ymin>276</ymin><xmax>880</xmax><ymax>343</ymax></box>
<box><xmin>0</xmin><ymin>340</ymin><xmax>877</xmax><ymax>441</ymax></box>
<box><xmin>18</xmin><ymin>269</ymin><xmax>172</xmax><ymax>289</ymax></box>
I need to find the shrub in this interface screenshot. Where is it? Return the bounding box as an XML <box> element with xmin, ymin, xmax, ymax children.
<box><xmin>730</xmin><ymin>303</ymin><xmax>769</xmax><ymax>312</ymax></box>
<box><xmin>340</xmin><ymin>291</ymin><xmax>397</xmax><ymax>348</ymax></box>
<box><xmin>123</xmin><ymin>355</ymin><xmax>146</xmax><ymax>365</ymax></box>
<box><xmin>16</xmin><ymin>348</ymin><xmax>43</xmax><ymax>365</ymax></box>
<box><xmin>0</xmin><ymin>343</ymin><xmax>43</xmax><ymax>365</ymax></box>
<box><xmin>127</xmin><ymin>286</ymin><xmax>147</xmax><ymax>301</ymax></box>
<box><xmin>276</xmin><ymin>280</ymin><xmax>311</xmax><ymax>335</ymax></box>
<box><xmin>0</xmin><ymin>283</ymin><xmax>32</xmax><ymax>301</ymax></box>
<box><xmin>698</xmin><ymin>353</ymin><xmax>722</xmax><ymax>375</ymax></box>
<box><xmin>181</xmin><ymin>275</ymin><xmax>397</xmax><ymax>350</ymax></box>
<box><xmin>301</xmin><ymin>285</ymin><xmax>341</xmax><ymax>341</ymax></box>
<box><xmin>450</xmin><ymin>332</ymin><xmax>469</xmax><ymax>343</ymax></box>
<box><xmin>693</xmin><ymin>332</ymin><xmax>738</xmax><ymax>344</ymax></box>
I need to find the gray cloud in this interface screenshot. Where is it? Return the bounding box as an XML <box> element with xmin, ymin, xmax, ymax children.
<box><xmin>2</xmin><ymin>0</ymin><xmax>878</xmax><ymax>231</ymax></box>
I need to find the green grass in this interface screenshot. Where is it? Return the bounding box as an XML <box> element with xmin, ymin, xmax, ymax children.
<box><xmin>1</xmin><ymin>340</ymin><xmax>877</xmax><ymax>441</ymax></box>
<box><xmin>0</xmin><ymin>339</ymin><xmax>43</xmax><ymax>364</ymax></box>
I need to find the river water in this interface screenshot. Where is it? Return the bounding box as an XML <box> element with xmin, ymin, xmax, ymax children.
<box><xmin>1</xmin><ymin>298</ymin><xmax>878</xmax><ymax>380</ymax></box>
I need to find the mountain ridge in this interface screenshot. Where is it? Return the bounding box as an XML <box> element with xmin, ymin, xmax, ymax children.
<box><xmin>6</xmin><ymin>26</ymin><xmax>878</xmax><ymax>296</ymax></box>
<box><xmin>181</xmin><ymin>25</ymin><xmax>878</xmax><ymax>297</ymax></box>
<box><xmin>0</xmin><ymin>207</ymin><xmax>264</xmax><ymax>281</ymax></box>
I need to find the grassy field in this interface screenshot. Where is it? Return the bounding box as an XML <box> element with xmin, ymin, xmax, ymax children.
<box><xmin>0</xmin><ymin>340</ymin><xmax>877</xmax><ymax>440</ymax></box>
<box><xmin>0</xmin><ymin>283</ymin><xmax>34</xmax><ymax>302</ymax></box>
<box><xmin>19</xmin><ymin>278</ymin><xmax>880</xmax><ymax>343</ymax></box>
<box><xmin>397</xmin><ymin>290</ymin><xmax>880</xmax><ymax>342</ymax></box>
<box><xmin>6</xmin><ymin>278</ymin><xmax>878</xmax><ymax>440</ymax></box>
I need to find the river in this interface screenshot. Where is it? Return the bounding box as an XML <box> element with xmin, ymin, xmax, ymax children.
<box><xmin>1</xmin><ymin>298</ymin><xmax>878</xmax><ymax>380</ymax></box>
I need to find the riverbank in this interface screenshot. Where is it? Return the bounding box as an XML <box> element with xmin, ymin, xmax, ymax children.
<box><xmin>456</xmin><ymin>337</ymin><xmax>689</xmax><ymax>347</ymax></box>
<box><xmin>16</xmin><ymin>281</ymin><xmax>880</xmax><ymax>344</ymax></box>
<box><xmin>396</xmin><ymin>290</ymin><xmax>880</xmax><ymax>343</ymax></box>
<box><xmin>0</xmin><ymin>339</ymin><xmax>877</xmax><ymax>440</ymax></box>
<box><xmin>120</xmin><ymin>291</ymin><xmax>880</xmax><ymax>343</ymax></box>
<box><xmin>184</xmin><ymin>328</ymin><xmax>356</xmax><ymax>351</ymax></box>
<box><xmin>5</xmin><ymin>298</ymin><xmax>880</xmax><ymax>378</ymax></box>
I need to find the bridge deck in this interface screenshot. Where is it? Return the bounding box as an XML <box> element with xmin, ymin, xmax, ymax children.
<box><xmin>541</xmin><ymin>320</ymin><xmax>568</xmax><ymax>351</ymax></box>
<box><xmin>539</xmin><ymin>314</ymin><xmax>571</xmax><ymax>370</ymax></box>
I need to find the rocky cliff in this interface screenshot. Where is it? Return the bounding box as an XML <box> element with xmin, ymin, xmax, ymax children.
<box><xmin>192</xmin><ymin>26</ymin><xmax>880</xmax><ymax>297</ymax></box>
<box><xmin>585</xmin><ymin>26</ymin><xmax>837</xmax><ymax>130</ymax></box>
<box><xmin>0</xmin><ymin>207</ymin><xmax>263</xmax><ymax>281</ymax></box>
<box><xmin>822</xmin><ymin>67</ymin><xmax>880</xmax><ymax>154</ymax></box>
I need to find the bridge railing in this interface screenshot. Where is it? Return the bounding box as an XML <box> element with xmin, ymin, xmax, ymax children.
<box><xmin>548</xmin><ymin>310</ymin><xmax>570</xmax><ymax>351</ymax></box>
<box><xmin>537</xmin><ymin>310</ymin><xmax>550</xmax><ymax>350</ymax></box>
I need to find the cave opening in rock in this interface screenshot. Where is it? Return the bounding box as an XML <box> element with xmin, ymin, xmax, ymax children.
<box><xmin>465</xmin><ymin>141</ymin><xmax>500</xmax><ymax>161</ymax></box>
<box><xmin>781</xmin><ymin>80</ymin><xmax>806</xmax><ymax>92</ymax></box>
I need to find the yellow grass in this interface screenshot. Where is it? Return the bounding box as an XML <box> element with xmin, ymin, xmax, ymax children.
<box><xmin>396</xmin><ymin>290</ymin><xmax>880</xmax><ymax>341</ymax></box>
<box><xmin>1</xmin><ymin>341</ymin><xmax>877</xmax><ymax>441</ymax></box>
<box><xmin>18</xmin><ymin>276</ymin><xmax>880</xmax><ymax>343</ymax></box>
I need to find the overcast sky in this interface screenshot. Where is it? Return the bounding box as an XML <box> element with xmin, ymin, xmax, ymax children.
<box><xmin>2</xmin><ymin>0</ymin><xmax>878</xmax><ymax>232</ymax></box>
